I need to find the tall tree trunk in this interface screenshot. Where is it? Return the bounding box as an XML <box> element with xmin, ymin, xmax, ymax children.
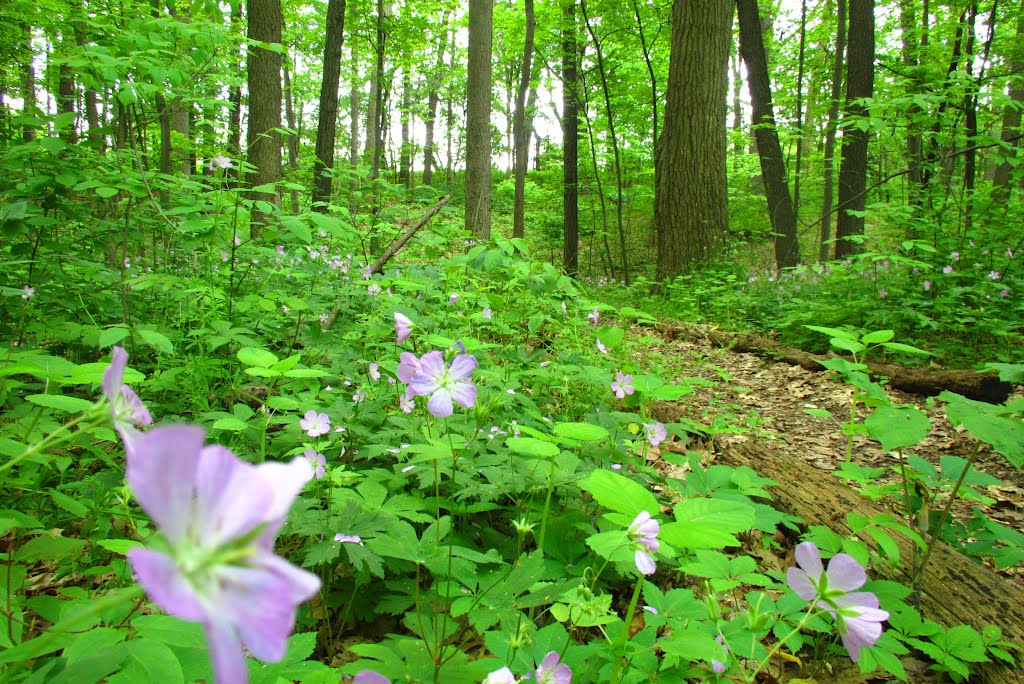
<box><xmin>246</xmin><ymin>0</ymin><xmax>284</xmax><ymax>236</ymax></box>
<box><xmin>921</xmin><ymin>11</ymin><xmax>966</xmax><ymax>202</ymax></box>
<box><xmin>20</xmin><ymin>22</ymin><xmax>36</xmax><ymax>143</ymax></box>
<box><xmin>819</xmin><ymin>0</ymin><xmax>846</xmax><ymax>261</ymax></box>
<box><xmin>512</xmin><ymin>0</ymin><xmax>536</xmax><ymax>239</ymax></box>
<box><xmin>465</xmin><ymin>0</ymin><xmax>493</xmax><ymax>239</ymax></box>
<box><xmin>731</xmin><ymin>50</ymin><xmax>742</xmax><ymax>172</ymax></box>
<box><xmin>422</xmin><ymin>29</ymin><xmax>446</xmax><ymax>186</ymax></box>
<box><xmin>399</xmin><ymin>69</ymin><xmax>412</xmax><ymax>188</ymax></box>
<box><xmin>582</xmin><ymin>0</ymin><xmax>630</xmax><ymax>284</ymax></box>
<box><xmin>655</xmin><ymin>0</ymin><xmax>732</xmax><ymax>281</ymax></box>
<box><xmin>364</xmin><ymin>0</ymin><xmax>385</xmax><ymax>180</ymax></box>
<box><xmin>73</xmin><ymin>6</ymin><xmax>103</xmax><ymax>150</ymax></box>
<box><xmin>226</xmin><ymin>2</ymin><xmax>243</xmax><ymax>186</ymax></box>
<box><xmin>962</xmin><ymin>1</ymin><xmax>980</xmax><ymax>235</ymax></box>
<box><xmin>282</xmin><ymin>58</ymin><xmax>300</xmax><ymax>214</ymax></box>
<box><xmin>156</xmin><ymin>91</ymin><xmax>172</xmax><ymax>204</ymax></box>
<box><xmin>312</xmin><ymin>0</ymin><xmax>346</xmax><ymax>211</ymax></box>
<box><xmin>579</xmin><ymin>64</ymin><xmax>614</xmax><ymax>279</ymax></box>
<box><xmin>834</xmin><ymin>0</ymin><xmax>874</xmax><ymax>259</ymax></box>
<box><xmin>737</xmin><ymin>0</ymin><xmax>800</xmax><ymax>268</ymax></box>
<box><xmin>562</xmin><ymin>0</ymin><xmax>579</xmax><ymax>276</ymax></box>
<box><xmin>793</xmin><ymin>0</ymin><xmax>807</xmax><ymax>216</ymax></box>
<box><xmin>900</xmin><ymin>0</ymin><xmax>923</xmax><ymax>206</ymax></box>
<box><xmin>56</xmin><ymin>32</ymin><xmax>77</xmax><ymax>144</ymax></box>
<box><xmin>630</xmin><ymin>0</ymin><xmax>658</xmax><ymax>147</ymax></box>
<box><xmin>993</xmin><ymin>7</ymin><xmax>1024</xmax><ymax>200</ymax></box>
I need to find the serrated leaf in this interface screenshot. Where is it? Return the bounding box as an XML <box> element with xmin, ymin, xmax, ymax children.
<box><xmin>865</xmin><ymin>405</ymin><xmax>930</xmax><ymax>451</ymax></box>
<box><xmin>98</xmin><ymin>327</ymin><xmax>131</xmax><ymax>349</ymax></box>
<box><xmin>661</xmin><ymin>498</ymin><xmax>755</xmax><ymax>549</ymax></box>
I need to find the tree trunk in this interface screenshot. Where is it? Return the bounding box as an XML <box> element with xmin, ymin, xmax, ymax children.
<box><xmin>156</xmin><ymin>91</ymin><xmax>172</xmax><ymax>204</ymax></box>
<box><xmin>736</xmin><ymin>0</ymin><xmax>800</xmax><ymax>268</ymax></box>
<box><xmin>562</xmin><ymin>0</ymin><xmax>579</xmax><ymax>277</ymax></box>
<box><xmin>20</xmin><ymin>22</ymin><xmax>36</xmax><ymax>143</ymax></box>
<box><xmin>993</xmin><ymin>9</ymin><xmax>1024</xmax><ymax>201</ymax></box>
<box><xmin>246</xmin><ymin>0</ymin><xmax>284</xmax><ymax>236</ymax></box>
<box><xmin>399</xmin><ymin>69</ymin><xmax>412</xmax><ymax>188</ymax></box>
<box><xmin>56</xmin><ymin>35</ymin><xmax>77</xmax><ymax>144</ymax></box>
<box><xmin>312</xmin><ymin>0</ymin><xmax>346</xmax><ymax>211</ymax></box>
<box><xmin>900</xmin><ymin>0</ymin><xmax>923</xmax><ymax>206</ymax></box>
<box><xmin>465</xmin><ymin>0</ymin><xmax>493</xmax><ymax>240</ymax></box>
<box><xmin>582</xmin><ymin>0</ymin><xmax>630</xmax><ymax>284</ymax></box>
<box><xmin>792</xmin><ymin>0</ymin><xmax>807</xmax><ymax>216</ymax></box>
<box><xmin>630</xmin><ymin>0</ymin><xmax>658</xmax><ymax>148</ymax></box>
<box><xmin>512</xmin><ymin>0</ymin><xmax>536</xmax><ymax>239</ymax></box>
<box><xmin>282</xmin><ymin>57</ymin><xmax>300</xmax><ymax>214</ymax></box>
<box><xmin>655</xmin><ymin>0</ymin><xmax>732</xmax><ymax>281</ymax></box>
<box><xmin>226</xmin><ymin>2</ymin><xmax>243</xmax><ymax>186</ymax></box>
<box><xmin>834</xmin><ymin>0</ymin><xmax>874</xmax><ymax>259</ymax></box>
<box><xmin>364</xmin><ymin>0</ymin><xmax>385</xmax><ymax>180</ymax></box>
<box><xmin>819</xmin><ymin>0</ymin><xmax>845</xmax><ymax>261</ymax></box>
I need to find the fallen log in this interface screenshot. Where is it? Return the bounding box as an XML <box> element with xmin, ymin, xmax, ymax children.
<box><xmin>718</xmin><ymin>441</ymin><xmax>1023</xmax><ymax>684</ymax></box>
<box><xmin>659</xmin><ymin>323</ymin><xmax>1012</xmax><ymax>403</ymax></box>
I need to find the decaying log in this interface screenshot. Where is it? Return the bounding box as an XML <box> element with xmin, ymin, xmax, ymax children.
<box><xmin>659</xmin><ymin>323</ymin><xmax>1013</xmax><ymax>403</ymax></box>
<box><xmin>718</xmin><ymin>441</ymin><xmax>1023</xmax><ymax>684</ymax></box>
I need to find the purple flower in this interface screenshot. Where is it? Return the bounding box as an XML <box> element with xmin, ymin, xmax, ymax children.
<box><xmin>1000</xmin><ymin>288</ymin><xmax>1010</xmax><ymax>298</ymax></box>
<box><xmin>103</xmin><ymin>347</ymin><xmax>153</xmax><ymax>453</ymax></box>
<box><xmin>596</xmin><ymin>340</ymin><xmax>608</xmax><ymax>354</ymax></box>
<box><xmin>942</xmin><ymin>264</ymin><xmax>954</xmax><ymax>274</ymax></box>
<box><xmin>561</xmin><ymin>300</ymin><xmax>567</xmax><ymax>315</ymax></box>
<box><xmin>299</xmin><ymin>410</ymin><xmax>330</xmax><ymax>437</ymax></box>
<box><xmin>645</xmin><ymin>422</ymin><xmax>667</xmax><ymax>447</ymax></box>
<box><xmin>642</xmin><ymin>605</ymin><xmax>658</xmax><ymax>615</ymax></box>
<box><xmin>209</xmin><ymin>154</ymin><xmax>233</xmax><ymax>170</ymax></box>
<box><xmin>394</xmin><ymin>312</ymin><xmax>413</xmax><ymax>344</ymax></box>
<box><xmin>786</xmin><ymin>542</ymin><xmax>889</xmax><ymax>662</ymax></box>
<box><xmin>878</xmin><ymin>288</ymin><xmax>888</xmax><ymax>299</ymax></box>
<box><xmin>987</xmin><ymin>270</ymin><xmax>1001</xmax><ymax>281</ymax></box>
<box><xmin>367</xmin><ymin>284</ymin><xmax>382</xmax><ymax>296</ymax></box>
<box><xmin>950</xmin><ymin>251</ymin><xmax>961</xmax><ymax>261</ymax></box>
<box><xmin>481</xmin><ymin>307</ymin><xmax>493</xmax><ymax>320</ymax></box>
<box><xmin>923</xmin><ymin>280</ymin><xmax>932</xmax><ymax>291</ymax></box>
<box><xmin>368</xmin><ymin>363</ymin><xmax>381</xmax><ymax>381</ymax></box>
<box><xmin>588</xmin><ymin>307</ymin><xmax>600</xmax><ymax>325</ymax></box>
<box><xmin>399</xmin><ymin>394</ymin><xmax>415</xmax><ymax>414</ymax></box>
<box><xmin>353</xmin><ymin>390</ymin><xmax>366</xmax><ymax>403</ymax></box>
<box><xmin>353</xmin><ymin>672</ymin><xmax>390</xmax><ymax>684</ymax></box>
<box><xmin>335</xmin><ymin>534</ymin><xmax>363</xmax><ymax>545</ymax></box>
<box><xmin>276</xmin><ymin>245</ymin><xmax>286</xmax><ymax>255</ymax></box>
<box><xmin>712</xmin><ymin>659</ymin><xmax>726</xmax><ymax>673</ymax></box>
<box><xmin>611</xmin><ymin>372</ymin><xmax>634</xmax><ymax>399</ymax></box>
<box><xmin>449</xmin><ymin>292</ymin><xmax>460</xmax><ymax>304</ymax></box>
<box><xmin>21</xmin><ymin>285</ymin><xmax>34</xmax><ymax>299</ymax></box>
<box><xmin>628</xmin><ymin>511</ymin><xmax>660</xmax><ymax>575</ymax></box>
<box><xmin>397</xmin><ymin>352</ymin><xmax>422</xmax><ymax>384</ymax></box>
<box><xmin>126</xmin><ymin>425</ymin><xmax>320</xmax><ymax>684</ymax></box>
<box><xmin>535</xmin><ymin>651</ymin><xmax>572</xmax><ymax>684</ymax></box>
<box><xmin>482</xmin><ymin>667</ymin><xmax>517</xmax><ymax>684</ymax></box>
<box><xmin>303</xmin><ymin>450</ymin><xmax>326</xmax><ymax>479</ymax></box>
<box><xmin>407</xmin><ymin>351</ymin><xmax>478</xmax><ymax>418</ymax></box>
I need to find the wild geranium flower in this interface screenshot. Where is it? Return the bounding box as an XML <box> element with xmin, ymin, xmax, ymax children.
<box><xmin>628</xmin><ymin>511</ymin><xmax>660</xmax><ymax>575</ymax></box>
<box><xmin>942</xmin><ymin>264</ymin><xmax>954</xmax><ymax>274</ymax></box>
<box><xmin>394</xmin><ymin>312</ymin><xmax>413</xmax><ymax>344</ymax></box>
<box><xmin>645</xmin><ymin>422</ymin><xmax>667</xmax><ymax>447</ymax></box>
<box><xmin>397</xmin><ymin>352</ymin><xmax>422</xmax><ymax>384</ymax></box>
<box><xmin>561</xmin><ymin>300</ymin><xmax>567</xmax><ymax>315</ymax></box>
<box><xmin>987</xmin><ymin>270</ymin><xmax>1001</xmax><ymax>281</ymax></box>
<box><xmin>126</xmin><ymin>425</ymin><xmax>320</xmax><ymax>684</ymax></box>
<box><xmin>367</xmin><ymin>284</ymin><xmax>382</xmax><ymax>296</ymax></box>
<box><xmin>923</xmin><ymin>280</ymin><xmax>932</xmax><ymax>291</ymax></box>
<box><xmin>449</xmin><ymin>293</ymin><xmax>460</xmax><ymax>304</ymax></box>
<box><xmin>482</xmin><ymin>667</ymin><xmax>517</xmax><ymax>684</ymax></box>
<box><xmin>408</xmin><ymin>351</ymin><xmax>478</xmax><ymax>418</ymax></box>
<box><xmin>352</xmin><ymin>671</ymin><xmax>390</xmax><ymax>684</ymax></box>
<box><xmin>611</xmin><ymin>372</ymin><xmax>635</xmax><ymax>399</ymax></box>
<box><xmin>299</xmin><ymin>410</ymin><xmax>330</xmax><ymax>437</ymax></box>
<box><xmin>334</xmin><ymin>534</ymin><xmax>363</xmax><ymax>545</ymax></box>
<box><xmin>399</xmin><ymin>395</ymin><xmax>415</xmax><ymax>414</ymax></box>
<box><xmin>368</xmin><ymin>363</ymin><xmax>381</xmax><ymax>381</ymax></box>
<box><xmin>21</xmin><ymin>285</ymin><xmax>34</xmax><ymax>299</ymax></box>
<box><xmin>481</xmin><ymin>307</ymin><xmax>493</xmax><ymax>320</ymax></box>
<box><xmin>588</xmin><ymin>307</ymin><xmax>599</xmax><ymax>325</ymax></box>
<box><xmin>535</xmin><ymin>651</ymin><xmax>572</xmax><ymax>684</ymax></box>
<box><xmin>711</xmin><ymin>660</ymin><xmax>726</xmax><ymax>674</ymax></box>
<box><xmin>596</xmin><ymin>339</ymin><xmax>608</xmax><ymax>354</ymax></box>
<box><xmin>103</xmin><ymin>346</ymin><xmax>153</xmax><ymax>453</ymax></box>
<box><xmin>303</xmin><ymin>450</ymin><xmax>326</xmax><ymax>479</ymax></box>
<box><xmin>786</xmin><ymin>542</ymin><xmax>889</xmax><ymax>662</ymax></box>
<box><xmin>210</xmin><ymin>154</ymin><xmax>233</xmax><ymax>170</ymax></box>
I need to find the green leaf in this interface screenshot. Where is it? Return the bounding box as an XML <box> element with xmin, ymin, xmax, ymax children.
<box><xmin>67</xmin><ymin>362</ymin><xmax>143</xmax><ymax>386</ymax></box>
<box><xmin>110</xmin><ymin>637</ymin><xmax>184</xmax><ymax>684</ymax></box>
<box><xmin>506</xmin><ymin>438</ymin><xmax>560</xmax><ymax>458</ymax></box>
<box><xmin>861</xmin><ymin>329</ymin><xmax>895</xmax><ymax>344</ymax></box>
<box><xmin>830</xmin><ymin>337</ymin><xmax>866</xmax><ymax>354</ymax></box>
<box><xmin>552</xmin><ymin>422</ymin><xmax>609</xmax><ymax>442</ymax></box>
<box><xmin>283</xmin><ymin>368</ymin><xmax>330</xmax><ymax>378</ymax></box>
<box><xmin>49</xmin><ymin>490</ymin><xmax>90</xmax><ymax>517</ymax></box>
<box><xmin>212</xmin><ymin>417</ymin><xmax>250</xmax><ymax>432</ymax></box>
<box><xmin>865</xmin><ymin>405</ymin><xmax>930</xmax><ymax>451</ymax></box>
<box><xmin>881</xmin><ymin>341</ymin><xmax>931</xmax><ymax>356</ymax></box>
<box><xmin>98</xmin><ymin>326</ymin><xmax>131</xmax><ymax>349</ymax></box>
<box><xmin>661</xmin><ymin>498</ymin><xmax>755</xmax><ymax>549</ymax></box>
<box><xmin>596</xmin><ymin>326</ymin><xmax>625</xmax><ymax>350</ymax></box>
<box><xmin>238</xmin><ymin>347</ymin><xmax>279</xmax><ymax>368</ymax></box>
<box><xmin>95</xmin><ymin>187</ymin><xmax>119</xmax><ymax>198</ymax></box>
<box><xmin>580</xmin><ymin>469</ymin><xmax>660</xmax><ymax>518</ymax></box>
<box><xmin>804</xmin><ymin>325</ymin><xmax>859</xmax><ymax>341</ymax></box>
<box><xmin>984</xmin><ymin>363</ymin><xmax>1024</xmax><ymax>383</ymax></box>
<box><xmin>25</xmin><ymin>394</ymin><xmax>95</xmax><ymax>412</ymax></box>
<box><xmin>244</xmin><ymin>367</ymin><xmax>282</xmax><ymax>378</ymax></box>
<box><xmin>138</xmin><ymin>329</ymin><xmax>174</xmax><ymax>355</ymax></box>
<box><xmin>941</xmin><ymin>392</ymin><xmax>1024</xmax><ymax>467</ymax></box>
<box><xmin>96</xmin><ymin>539</ymin><xmax>144</xmax><ymax>556</ymax></box>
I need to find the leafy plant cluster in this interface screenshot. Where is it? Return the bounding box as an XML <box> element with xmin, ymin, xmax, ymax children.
<box><xmin>2</xmin><ymin>154</ymin><xmax>1022</xmax><ymax>682</ymax></box>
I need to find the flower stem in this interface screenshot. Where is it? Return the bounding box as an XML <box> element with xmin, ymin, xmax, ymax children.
<box><xmin>610</xmin><ymin>574</ymin><xmax>645</xmax><ymax>684</ymax></box>
<box><xmin>1</xmin><ymin>409</ymin><xmax>103</xmax><ymax>476</ymax></box>
<box><xmin>744</xmin><ymin>599</ymin><xmax>818</xmax><ymax>683</ymax></box>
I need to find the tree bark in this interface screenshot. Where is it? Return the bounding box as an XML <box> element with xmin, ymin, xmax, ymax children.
<box><xmin>465</xmin><ymin>0</ymin><xmax>493</xmax><ymax>240</ymax></box>
<box><xmin>226</xmin><ymin>2</ymin><xmax>243</xmax><ymax>186</ymax></box>
<box><xmin>655</xmin><ymin>0</ymin><xmax>732</xmax><ymax>281</ymax></box>
<box><xmin>364</xmin><ymin>0</ymin><xmax>385</xmax><ymax>180</ymax></box>
<box><xmin>246</xmin><ymin>0</ymin><xmax>284</xmax><ymax>235</ymax></box>
<box><xmin>312</xmin><ymin>0</ymin><xmax>346</xmax><ymax>211</ymax></box>
<box><xmin>282</xmin><ymin>57</ymin><xmax>300</xmax><ymax>214</ymax></box>
<box><xmin>562</xmin><ymin>0</ymin><xmax>579</xmax><ymax>277</ymax></box>
<box><xmin>736</xmin><ymin>0</ymin><xmax>800</xmax><ymax>268</ymax></box>
<box><xmin>992</xmin><ymin>7</ymin><xmax>1024</xmax><ymax>201</ymax></box>
<box><xmin>19</xmin><ymin>21</ymin><xmax>36</xmax><ymax>143</ymax></box>
<box><xmin>399</xmin><ymin>69</ymin><xmax>412</xmax><ymax>188</ymax></box>
<box><xmin>819</xmin><ymin>0</ymin><xmax>845</xmax><ymax>261</ymax></box>
<box><xmin>630</xmin><ymin>0</ymin><xmax>658</xmax><ymax>149</ymax></box>
<box><xmin>422</xmin><ymin>29</ymin><xmax>445</xmax><ymax>187</ymax></box>
<box><xmin>512</xmin><ymin>0</ymin><xmax>536</xmax><ymax>239</ymax></box>
<box><xmin>834</xmin><ymin>0</ymin><xmax>874</xmax><ymax>259</ymax></box>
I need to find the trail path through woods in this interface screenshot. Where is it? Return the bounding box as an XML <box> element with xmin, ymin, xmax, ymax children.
<box><xmin>633</xmin><ymin>323</ymin><xmax>1024</xmax><ymax>579</ymax></box>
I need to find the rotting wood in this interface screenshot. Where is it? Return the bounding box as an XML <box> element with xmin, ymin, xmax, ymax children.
<box><xmin>324</xmin><ymin>194</ymin><xmax>451</xmax><ymax>330</ymax></box>
<box><xmin>657</xmin><ymin>322</ymin><xmax>1013</xmax><ymax>403</ymax></box>
<box><xmin>719</xmin><ymin>441</ymin><xmax>1023</xmax><ymax>684</ymax></box>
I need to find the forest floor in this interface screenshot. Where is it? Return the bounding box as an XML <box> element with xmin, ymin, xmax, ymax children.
<box><xmin>633</xmin><ymin>321</ymin><xmax>1024</xmax><ymax>579</ymax></box>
